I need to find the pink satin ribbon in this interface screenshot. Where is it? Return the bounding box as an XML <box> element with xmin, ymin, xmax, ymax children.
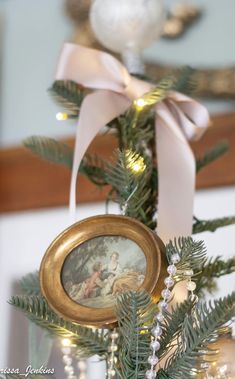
<box><xmin>55</xmin><ymin>43</ymin><xmax>210</xmax><ymax>243</ymax></box>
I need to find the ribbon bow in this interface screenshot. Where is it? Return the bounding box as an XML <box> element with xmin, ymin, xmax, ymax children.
<box><xmin>56</xmin><ymin>43</ymin><xmax>210</xmax><ymax>243</ymax></box>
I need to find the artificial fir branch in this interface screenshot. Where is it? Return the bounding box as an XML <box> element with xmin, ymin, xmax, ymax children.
<box><xmin>9</xmin><ymin>296</ymin><xmax>108</xmax><ymax>358</ymax></box>
<box><xmin>23</xmin><ymin>136</ymin><xmax>73</xmax><ymax>168</ymax></box>
<box><xmin>166</xmin><ymin>237</ymin><xmax>207</xmax><ymax>281</ymax></box>
<box><xmin>196</xmin><ymin>140</ymin><xmax>229</xmax><ymax>172</ymax></box>
<box><xmin>193</xmin><ymin>215</ymin><xmax>235</xmax><ymax>234</ymax></box>
<box><xmin>158</xmin><ymin>299</ymin><xmax>196</xmax><ymax>360</ymax></box>
<box><xmin>173</xmin><ymin>66</ymin><xmax>197</xmax><ymax>96</ymax></box>
<box><xmin>196</xmin><ymin>256</ymin><xmax>235</xmax><ymax>295</ymax></box>
<box><xmin>23</xmin><ymin>136</ymin><xmax>108</xmax><ymax>186</ymax></box>
<box><xmin>106</xmin><ymin>149</ymin><xmax>154</xmax><ymax>227</ymax></box>
<box><xmin>165</xmin><ymin>292</ymin><xmax>235</xmax><ymax>379</ymax></box>
<box><xmin>135</xmin><ymin>75</ymin><xmax>176</xmax><ymax>108</ymax></box>
<box><xmin>82</xmin><ymin>154</ymin><xmax>108</xmax><ymax>186</ymax></box>
<box><xmin>116</xmin><ymin>291</ymin><xmax>156</xmax><ymax>379</ymax></box>
<box><xmin>20</xmin><ymin>271</ymin><xmax>40</xmax><ymax>296</ymax></box>
<box><xmin>157</xmin><ymin>369</ymin><xmax>169</xmax><ymax>379</ymax></box>
<box><xmin>49</xmin><ymin>80</ymin><xmax>85</xmax><ymax>118</ymax></box>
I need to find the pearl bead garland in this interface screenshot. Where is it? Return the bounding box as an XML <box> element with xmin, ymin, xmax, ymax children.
<box><xmin>61</xmin><ymin>346</ymin><xmax>77</xmax><ymax>379</ymax></box>
<box><xmin>145</xmin><ymin>252</ymin><xmax>180</xmax><ymax>379</ymax></box>
<box><xmin>77</xmin><ymin>359</ymin><xmax>87</xmax><ymax>379</ymax></box>
<box><xmin>145</xmin><ymin>249</ymin><xmax>200</xmax><ymax>378</ymax></box>
<box><xmin>107</xmin><ymin>329</ymin><xmax>119</xmax><ymax>378</ymax></box>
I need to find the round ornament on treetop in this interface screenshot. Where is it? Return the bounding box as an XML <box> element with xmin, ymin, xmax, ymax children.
<box><xmin>90</xmin><ymin>0</ymin><xmax>165</xmax><ymax>73</ymax></box>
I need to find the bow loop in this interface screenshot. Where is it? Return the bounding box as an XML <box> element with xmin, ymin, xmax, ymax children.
<box><xmin>167</xmin><ymin>91</ymin><xmax>210</xmax><ymax>141</ymax></box>
<box><xmin>56</xmin><ymin>43</ymin><xmax>130</xmax><ymax>93</ymax></box>
<box><xmin>55</xmin><ymin>43</ymin><xmax>210</xmax><ymax>243</ymax></box>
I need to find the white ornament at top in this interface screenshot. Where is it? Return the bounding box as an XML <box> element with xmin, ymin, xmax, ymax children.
<box><xmin>90</xmin><ymin>0</ymin><xmax>165</xmax><ymax>73</ymax></box>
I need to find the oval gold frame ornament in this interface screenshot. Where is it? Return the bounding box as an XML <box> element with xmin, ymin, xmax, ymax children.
<box><xmin>40</xmin><ymin>214</ymin><xmax>167</xmax><ymax>327</ymax></box>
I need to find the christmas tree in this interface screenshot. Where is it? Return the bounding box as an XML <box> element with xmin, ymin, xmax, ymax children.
<box><xmin>9</xmin><ymin>2</ymin><xmax>235</xmax><ymax>378</ymax></box>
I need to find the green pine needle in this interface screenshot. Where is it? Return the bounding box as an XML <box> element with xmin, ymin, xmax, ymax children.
<box><xmin>173</xmin><ymin>66</ymin><xmax>198</xmax><ymax>96</ymax></box>
<box><xmin>157</xmin><ymin>369</ymin><xmax>169</xmax><ymax>379</ymax></box>
<box><xmin>193</xmin><ymin>215</ymin><xmax>235</xmax><ymax>234</ymax></box>
<box><xmin>23</xmin><ymin>136</ymin><xmax>108</xmax><ymax>186</ymax></box>
<box><xmin>158</xmin><ymin>299</ymin><xmax>197</xmax><ymax>360</ymax></box>
<box><xmin>165</xmin><ymin>292</ymin><xmax>235</xmax><ymax>378</ymax></box>
<box><xmin>196</xmin><ymin>256</ymin><xmax>235</xmax><ymax>295</ymax></box>
<box><xmin>106</xmin><ymin>149</ymin><xmax>155</xmax><ymax>227</ymax></box>
<box><xmin>23</xmin><ymin>136</ymin><xmax>73</xmax><ymax>168</ymax></box>
<box><xmin>166</xmin><ymin>237</ymin><xmax>207</xmax><ymax>281</ymax></box>
<box><xmin>137</xmin><ymin>75</ymin><xmax>176</xmax><ymax>108</ymax></box>
<box><xmin>116</xmin><ymin>291</ymin><xmax>156</xmax><ymax>379</ymax></box>
<box><xmin>49</xmin><ymin>80</ymin><xmax>85</xmax><ymax>118</ymax></box>
<box><xmin>9</xmin><ymin>296</ymin><xmax>108</xmax><ymax>358</ymax></box>
<box><xmin>196</xmin><ymin>140</ymin><xmax>229</xmax><ymax>173</ymax></box>
<box><xmin>20</xmin><ymin>271</ymin><xmax>40</xmax><ymax>296</ymax></box>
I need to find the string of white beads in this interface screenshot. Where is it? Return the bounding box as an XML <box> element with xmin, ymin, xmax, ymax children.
<box><xmin>62</xmin><ymin>345</ymin><xmax>77</xmax><ymax>379</ymax></box>
<box><xmin>107</xmin><ymin>329</ymin><xmax>119</xmax><ymax>378</ymax></box>
<box><xmin>77</xmin><ymin>359</ymin><xmax>87</xmax><ymax>379</ymax></box>
<box><xmin>146</xmin><ymin>252</ymin><xmax>180</xmax><ymax>379</ymax></box>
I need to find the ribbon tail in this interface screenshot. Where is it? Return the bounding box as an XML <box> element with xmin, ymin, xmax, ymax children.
<box><xmin>156</xmin><ymin>104</ymin><xmax>196</xmax><ymax>243</ymax></box>
<box><xmin>70</xmin><ymin>90</ymin><xmax>131</xmax><ymax>221</ymax></box>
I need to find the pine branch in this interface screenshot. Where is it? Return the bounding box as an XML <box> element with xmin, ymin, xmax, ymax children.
<box><xmin>157</xmin><ymin>370</ymin><xmax>169</xmax><ymax>379</ymax></box>
<box><xmin>166</xmin><ymin>237</ymin><xmax>207</xmax><ymax>281</ymax></box>
<box><xmin>196</xmin><ymin>140</ymin><xmax>229</xmax><ymax>173</ymax></box>
<box><xmin>106</xmin><ymin>149</ymin><xmax>155</xmax><ymax>227</ymax></box>
<box><xmin>165</xmin><ymin>293</ymin><xmax>235</xmax><ymax>378</ymax></box>
<box><xmin>137</xmin><ymin>75</ymin><xmax>177</xmax><ymax>108</ymax></box>
<box><xmin>83</xmin><ymin>153</ymin><xmax>108</xmax><ymax>186</ymax></box>
<box><xmin>23</xmin><ymin>136</ymin><xmax>108</xmax><ymax>186</ymax></box>
<box><xmin>20</xmin><ymin>271</ymin><xmax>40</xmax><ymax>296</ymax></box>
<box><xmin>158</xmin><ymin>299</ymin><xmax>196</xmax><ymax>360</ymax></box>
<box><xmin>116</xmin><ymin>291</ymin><xmax>156</xmax><ymax>379</ymax></box>
<box><xmin>49</xmin><ymin>80</ymin><xmax>85</xmax><ymax>118</ymax></box>
<box><xmin>23</xmin><ymin>136</ymin><xmax>73</xmax><ymax>168</ymax></box>
<box><xmin>196</xmin><ymin>256</ymin><xmax>235</xmax><ymax>295</ymax></box>
<box><xmin>117</xmin><ymin>113</ymin><xmax>154</xmax><ymax>153</ymax></box>
<box><xmin>173</xmin><ymin>66</ymin><xmax>197</xmax><ymax>96</ymax></box>
<box><xmin>9</xmin><ymin>296</ymin><xmax>108</xmax><ymax>358</ymax></box>
<box><xmin>193</xmin><ymin>215</ymin><xmax>235</xmax><ymax>234</ymax></box>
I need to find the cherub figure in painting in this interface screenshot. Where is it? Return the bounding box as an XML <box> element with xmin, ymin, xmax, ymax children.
<box><xmin>83</xmin><ymin>261</ymin><xmax>104</xmax><ymax>298</ymax></box>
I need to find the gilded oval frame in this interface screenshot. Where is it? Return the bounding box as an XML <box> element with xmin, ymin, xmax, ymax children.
<box><xmin>40</xmin><ymin>214</ymin><xmax>167</xmax><ymax>327</ymax></box>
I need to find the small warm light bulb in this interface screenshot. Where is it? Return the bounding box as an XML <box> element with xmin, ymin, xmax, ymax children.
<box><xmin>56</xmin><ymin>112</ymin><xmax>68</xmax><ymax>121</ymax></box>
<box><xmin>134</xmin><ymin>98</ymin><xmax>147</xmax><ymax>111</ymax></box>
<box><xmin>132</xmin><ymin>162</ymin><xmax>143</xmax><ymax>173</ymax></box>
<box><xmin>126</xmin><ymin>150</ymin><xmax>146</xmax><ymax>174</ymax></box>
<box><xmin>61</xmin><ymin>338</ymin><xmax>71</xmax><ymax>347</ymax></box>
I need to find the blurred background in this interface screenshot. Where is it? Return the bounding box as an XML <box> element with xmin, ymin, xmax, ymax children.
<box><xmin>0</xmin><ymin>0</ymin><xmax>235</xmax><ymax>377</ymax></box>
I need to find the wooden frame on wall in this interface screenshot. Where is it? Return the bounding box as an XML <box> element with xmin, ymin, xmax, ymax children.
<box><xmin>0</xmin><ymin>112</ymin><xmax>235</xmax><ymax>214</ymax></box>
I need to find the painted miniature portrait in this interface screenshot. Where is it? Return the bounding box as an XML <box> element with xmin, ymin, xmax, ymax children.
<box><xmin>61</xmin><ymin>236</ymin><xmax>146</xmax><ymax>308</ymax></box>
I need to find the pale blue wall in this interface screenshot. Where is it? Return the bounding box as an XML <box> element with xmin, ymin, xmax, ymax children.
<box><xmin>0</xmin><ymin>0</ymin><xmax>74</xmax><ymax>146</ymax></box>
<box><xmin>0</xmin><ymin>0</ymin><xmax>235</xmax><ymax>146</ymax></box>
<box><xmin>145</xmin><ymin>0</ymin><xmax>235</xmax><ymax>67</ymax></box>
